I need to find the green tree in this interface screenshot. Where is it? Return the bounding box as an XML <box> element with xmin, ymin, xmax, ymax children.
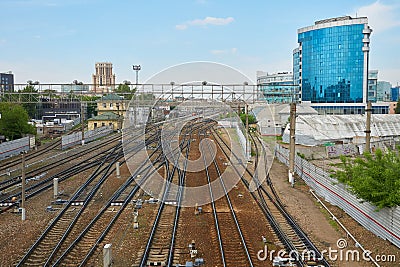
<box><xmin>332</xmin><ymin>149</ymin><xmax>400</xmax><ymax>210</ymax></box>
<box><xmin>42</xmin><ymin>89</ymin><xmax>58</xmax><ymax>99</ymax></box>
<box><xmin>81</xmin><ymin>95</ymin><xmax>100</xmax><ymax>118</ymax></box>
<box><xmin>19</xmin><ymin>85</ymin><xmax>39</xmax><ymax>119</ymax></box>
<box><xmin>395</xmin><ymin>99</ymin><xmax>400</xmax><ymax>114</ymax></box>
<box><xmin>115</xmin><ymin>83</ymin><xmax>136</xmax><ymax>100</ymax></box>
<box><xmin>0</xmin><ymin>103</ymin><xmax>36</xmax><ymax>140</ymax></box>
<box><xmin>240</xmin><ymin>113</ymin><xmax>257</xmax><ymax>125</ymax></box>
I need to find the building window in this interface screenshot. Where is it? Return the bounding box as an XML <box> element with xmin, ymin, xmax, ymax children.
<box><xmin>109</xmin><ymin>103</ymin><xmax>113</xmax><ymax>108</ymax></box>
<box><xmin>94</xmin><ymin>123</ymin><xmax>97</xmax><ymax>128</ymax></box>
<box><xmin>102</xmin><ymin>103</ymin><xmax>106</xmax><ymax>108</ymax></box>
<box><xmin>102</xmin><ymin>123</ymin><xmax>105</xmax><ymax>127</ymax></box>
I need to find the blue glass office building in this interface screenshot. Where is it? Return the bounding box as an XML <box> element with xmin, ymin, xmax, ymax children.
<box><xmin>295</xmin><ymin>16</ymin><xmax>371</xmax><ymax>104</ymax></box>
<box><xmin>257</xmin><ymin>72</ymin><xmax>298</xmax><ymax>103</ymax></box>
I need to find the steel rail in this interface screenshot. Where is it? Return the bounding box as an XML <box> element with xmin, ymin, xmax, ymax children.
<box><xmin>49</xmin><ymin>142</ymin><xmax>165</xmax><ymax>266</ymax></box>
<box><xmin>16</xmin><ymin>126</ymin><xmax>160</xmax><ymax>265</ymax></box>
<box><xmin>215</xmin><ymin>128</ymin><xmax>330</xmax><ymax>267</ymax></box>
<box><xmin>0</xmin><ymin>134</ymin><xmax>121</xmax><ymax>193</ymax></box>
<box><xmin>138</xmin><ymin>126</ymin><xmax>193</xmax><ymax>267</ymax></box>
<box><xmin>15</xmin><ymin>142</ymin><xmax>124</xmax><ymax>266</ymax></box>
<box><xmin>201</xmin><ymin>130</ymin><xmax>254</xmax><ymax>267</ymax></box>
<box><xmin>26</xmin><ymin>124</ymin><xmax>162</xmax><ymax>266</ymax></box>
<box><xmin>251</xmin><ymin>133</ymin><xmax>330</xmax><ymax>266</ymax></box>
<box><xmin>138</xmin><ymin>120</ymin><xmax>211</xmax><ymax>267</ymax></box>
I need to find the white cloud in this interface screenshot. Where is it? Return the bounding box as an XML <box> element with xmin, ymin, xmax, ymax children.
<box><xmin>210</xmin><ymin>48</ymin><xmax>237</xmax><ymax>55</ymax></box>
<box><xmin>175</xmin><ymin>24</ymin><xmax>188</xmax><ymax>30</ymax></box>
<box><xmin>356</xmin><ymin>1</ymin><xmax>400</xmax><ymax>33</ymax></box>
<box><xmin>176</xmin><ymin>16</ymin><xmax>234</xmax><ymax>30</ymax></box>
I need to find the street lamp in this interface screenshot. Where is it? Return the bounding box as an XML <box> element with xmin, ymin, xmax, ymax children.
<box><xmin>27</xmin><ymin>80</ymin><xmax>39</xmax><ymax>86</ymax></box>
<box><xmin>201</xmin><ymin>81</ymin><xmax>207</xmax><ymax>100</ymax></box>
<box><xmin>170</xmin><ymin>81</ymin><xmax>175</xmax><ymax>101</ymax></box>
<box><xmin>132</xmin><ymin>65</ymin><xmax>141</xmax><ymax>87</ymax></box>
<box><xmin>73</xmin><ymin>80</ymin><xmax>83</xmax><ymax>85</ymax></box>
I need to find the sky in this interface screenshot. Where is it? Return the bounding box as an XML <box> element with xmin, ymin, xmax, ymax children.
<box><xmin>1</xmin><ymin>0</ymin><xmax>400</xmax><ymax>86</ymax></box>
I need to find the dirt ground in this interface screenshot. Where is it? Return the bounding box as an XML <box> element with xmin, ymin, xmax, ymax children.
<box><xmin>1</xmin><ymin>130</ymin><xmax>399</xmax><ymax>267</ymax></box>
<box><xmin>0</xmin><ymin>138</ymin><xmax>124</xmax><ymax>266</ymax></box>
<box><xmin>174</xmin><ymin>132</ymin><xmax>278</xmax><ymax>267</ymax></box>
<box><xmin>269</xmin><ymin>158</ymin><xmax>400</xmax><ymax>267</ymax></box>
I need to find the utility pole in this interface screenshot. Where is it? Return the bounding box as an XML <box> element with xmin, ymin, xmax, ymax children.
<box><xmin>363</xmin><ymin>24</ymin><xmax>372</xmax><ymax>153</ymax></box>
<box><xmin>21</xmin><ymin>152</ymin><xmax>26</xmax><ymax>221</ymax></box>
<box><xmin>365</xmin><ymin>101</ymin><xmax>372</xmax><ymax>153</ymax></box>
<box><xmin>133</xmin><ymin>65</ymin><xmax>141</xmax><ymax>127</ymax></box>
<box><xmin>81</xmin><ymin>102</ymin><xmax>85</xmax><ymax>145</ymax></box>
<box><xmin>289</xmin><ymin>102</ymin><xmax>296</xmax><ymax>186</ymax></box>
<box><xmin>132</xmin><ymin>65</ymin><xmax>141</xmax><ymax>88</ymax></box>
<box><xmin>246</xmin><ymin>104</ymin><xmax>250</xmax><ymax>160</ymax></box>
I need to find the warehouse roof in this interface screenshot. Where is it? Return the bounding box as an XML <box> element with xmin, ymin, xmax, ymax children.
<box><xmin>282</xmin><ymin>114</ymin><xmax>400</xmax><ymax>146</ymax></box>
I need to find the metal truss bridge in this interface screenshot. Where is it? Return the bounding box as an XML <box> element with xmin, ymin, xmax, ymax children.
<box><xmin>0</xmin><ymin>83</ymin><xmax>262</xmax><ymax>104</ymax></box>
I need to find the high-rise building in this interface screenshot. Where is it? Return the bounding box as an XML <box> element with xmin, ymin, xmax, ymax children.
<box><xmin>377</xmin><ymin>81</ymin><xmax>392</xmax><ymax>102</ymax></box>
<box><xmin>257</xmin><ymin>71</ymin><xmax>298</xmax><ymax>103</ymax></box>
<box><xmin>92</xmin><ymin>62</ymin><xmax>116</xmax><ymax>93</ymax></box>
<box><xmin>0</xmin><ymin>71</ymin><xmax>14</xmax><ymax>92</ymax></box>
<box><xmin>294</xmin><ymin>16</ymin><xmax>388</xmax><ymax>114</ymax></box>
<box><xmin>296</xmin><ymin>16</ymin><xmax>371</xmax><ymax>104</ymax></box>
<box><xmin>368</xmin><ymin>70</ymin><xmax>378</xmax><ymax>102</ymax></box>
<box><xmin>391</xmin><ymin>86</ymin><xmax>400</xmax><ymax>102</ymax></box>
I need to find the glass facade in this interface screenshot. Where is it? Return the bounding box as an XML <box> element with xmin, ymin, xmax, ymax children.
<box><xmin>368</xmin><ymin>70</ymin><xmax>378</xmax><ymax>102</ymax></box>
<box><xmin>377</xmin><ymin>81</ymin><xmax>392</xmax><ymax>102</ymax></box>
<box><xmin>298</xmin><ymin>21</ymin><xmax>365</xmax><ymax>103</ymax></box>
<box><xmin>0</xmin><ymin>72</ymin><xmax>14</xmax><ymax>92</ymax></box>
<box><xmin>391</xmin><ymin>87</ymin><xmax>400</xmax><ymax>102</ymax></box>
<box><xmin>257</xmin><ymin>72</ymin><xmax>298</xmax><ymax>103</ymax></box>
<box><xmin>61</xmin><ymin>84</ymin><xmax>90</xmax><ymax>93</ymax></box>
<box><xmin>293</xmin><ymin>48</ymin><xmax>300</xmax><ymax>86</ymax></box>
<box><xmin>312</xmin><ymin>105</ymin><xmax>388</xmax><ymax>115</ymax></box>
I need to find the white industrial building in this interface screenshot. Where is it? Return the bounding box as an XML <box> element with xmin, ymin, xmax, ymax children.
<box><xmin>282</xmin><ymin>114</ymin><xmax>400</xmax><ymax>147</ymax></box>
<box><xmin>252</xmin><ymin>103</ymin><xmax>318</xmax><ymax>136</ymax></box>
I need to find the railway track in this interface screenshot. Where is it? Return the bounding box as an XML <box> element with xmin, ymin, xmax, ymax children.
<box><xmin>135</xmin><ymin>121</ymin><xmax>198</xmax><ymax>267</ymax></box>
<box><xmin>212</xmin><ymin>127</ymin><xmax>330</xmax><ymax>267</ymax></box>
<box><xmin>16</xmin><ymin>121</ymin><xmax>172</xmax><ymax>266</ymax></box>
<box><xmin>0</xmin><ymin>133</ymin><xmax>121</xmax><ymax>194</ymax></box>
<box><xmin>0</xmin><ymin>135</ymin><xmax>122</xmax><ymax>211</ymax></box>
<box><xmin>49</xmin><ymin>144</ymin><xmax>165</xmax><ymax>267</ymax></box>
<box><xmin>16</xmin><ymin>142</ymin><xmax>125</xmax><ymax>266</ymax></box>
<box><xmin>0</xmin><ymin>137</ymin><xmax>61</xmax><ymax>175</ymax></box>
<box><xmin>199</xmin><ymin>131</ymin><xmax>253</xmax><ymax>267</ymax></box>
<box><xmin>0</xmin><ymin>123</ymin><xmax>162</xmax><ymax>210</ymax></box>
<box><xmin>250</xmin><ymin>133</ymin><xmax>331</xmax><ymax>266</ymax></box>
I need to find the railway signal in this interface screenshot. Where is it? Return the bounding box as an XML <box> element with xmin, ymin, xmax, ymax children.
<box><xmin>21</xmin><ymin>151</ymin><xmax>27</xmax><ymax>221</ymax></box>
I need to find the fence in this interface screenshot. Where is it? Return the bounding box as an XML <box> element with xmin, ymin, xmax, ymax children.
<box><xmin>326</xmin><ymin>143</ymin><xmax>358</xmax><ymax>158</ymax></box>
<box><xmin>85</xmin><ymin>126</ymin><xmax>113</xmax><ymax>143</ymax></box>
<box><xmin>61</xmin><ymin>126</ymin><xmax>113</xmax><ymax>150</ymax></box>
<box><xmin>0</xmin><ymin>137</ymin><xmax>31</xmax><ymax>160</ymax></box>
<box><xmin>61</xmin><ymin>132</ymin><xmax>82</xmax><ymax>150</ymax></box>
<box><xmin>275</xmin><ymin>144</ymin><xmax>400</xmax><ymax>249</ymax></box>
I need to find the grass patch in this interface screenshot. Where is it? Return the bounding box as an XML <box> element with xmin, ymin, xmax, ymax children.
<box><xmin>315</xmin><ymin>201</ymin><xmax>340</xmax><ymax>232</ymax></box>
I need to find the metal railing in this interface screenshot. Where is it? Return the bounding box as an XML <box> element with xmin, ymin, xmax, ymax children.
<box><xmin>275</xmin><ymin>144</ymin><xmax>400</xmax><ymax>249</ymax></box>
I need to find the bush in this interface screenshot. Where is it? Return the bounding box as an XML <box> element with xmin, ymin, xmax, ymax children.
<box><xmin>331</xmin><ymin>148</ymin><xmax>400</xmax><ymax>210</ymax></box>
